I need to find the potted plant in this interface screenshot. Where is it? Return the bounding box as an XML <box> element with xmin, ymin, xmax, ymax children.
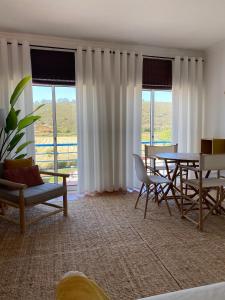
<box><xmin>0</xmin><ymin>76</ymin><xmax>43</xmax><ymax>162</ymax></box>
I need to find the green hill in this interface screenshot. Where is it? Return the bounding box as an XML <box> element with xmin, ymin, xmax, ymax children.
<box><xmin>35</xmin><ymin>100</ymin><xmax>172</xmax><ymax>142</ymax></box>
<box><xmin>35</xmin><ymin>101</ymin><xmax>76</xmax><ymax>136</ymax></box>
<box><xmin>142</xmin><ymin>101</ymin><xmax>172</xmax><ymax>141</ymax></box>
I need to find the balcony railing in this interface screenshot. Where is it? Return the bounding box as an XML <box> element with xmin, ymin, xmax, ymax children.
<box><xmin>35</xmin><ymin>142</ymin><xmax>78</xmax><ymax>187</ymax></box>
<box><xmin>35</xmin><ymin>140</ymin><xmax>171</xmax><ymax>188</ymax></box>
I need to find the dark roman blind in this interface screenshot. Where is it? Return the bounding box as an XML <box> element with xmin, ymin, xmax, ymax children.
<box><xmin>142</xmin><ymin>58</ymin><xmax>172</xmax><ymax>90</ymax></box>
<box><xmin>31</xmin><ymin>49</ymin><xmax>75</xmax><ymax>86</ymax></box>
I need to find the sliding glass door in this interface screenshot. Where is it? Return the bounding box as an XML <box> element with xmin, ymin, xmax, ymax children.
<box><xmin>33</xmin><ymin>85</ymin><xmax>77</xmax><ymax>189</ymax></box>
<box><xmin>141</xmin><ymin>89</ymin><xmax>172</xmax><ymax>154</ymax></box>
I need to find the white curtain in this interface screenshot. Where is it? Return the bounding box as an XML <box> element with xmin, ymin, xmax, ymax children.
<box><xmin>0</xmin><ymin>39</ymin><xmax>34</xmax><ymax>156</ymax></box>
<box><xmin>76</xmin><ymin>48</ymin><xmax>143</xmax><ymax>193</ymax></box>
<box><xmin>172</xmin><ymin>56</ymin><xmax>204</xmax><ymax>152</ymax></box>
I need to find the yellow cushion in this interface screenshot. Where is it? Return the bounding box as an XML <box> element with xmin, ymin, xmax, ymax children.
<box><xmin>56</xmin><ymin>274</ymin><xmax>109</xmax><ymax>300</ymax></box>
<box><xmin>4</xmin><ymin>157</ymin><xmax>33</xmax><ymax>170</ymax></box>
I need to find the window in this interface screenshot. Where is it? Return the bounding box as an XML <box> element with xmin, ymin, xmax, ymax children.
<box><xmin>141</xmin><ymin>58</ymin><xmax>173</xmax><ymax>155</ymax></box>
<box><xmin>31</xmin><ymin>49</ymin><xmax>77</xmax><ymax>190</ymax></box>
<box><xmin>141</xmin><ymin>89</ymin><xmax>172</xmax><ymax>154</ymax></box>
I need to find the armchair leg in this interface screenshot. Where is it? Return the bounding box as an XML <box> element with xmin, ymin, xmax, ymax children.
<box><xmin>19</xmin><ymin>191</ymin><xmax>25</xmax><ymax>234</ymax></box>
<box><xmin>0</xmin><ymin>202</ymin><xmax>6</xmax><ymax>215</ymax></box>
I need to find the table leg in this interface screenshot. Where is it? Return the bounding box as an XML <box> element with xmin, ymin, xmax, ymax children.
<box><xmin>162</xmin><ymin>161</ymin><xmax>180</xmax><ymax>210</ymax></box>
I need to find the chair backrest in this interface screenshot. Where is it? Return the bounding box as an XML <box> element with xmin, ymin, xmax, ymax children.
<box><xmin>0</xmin><ymin>162</ymin><xmax>3</xmax><ymax>178</ymax></box>
<box><xmin>133</xmin><ymin>154</ymin><xmax>150</xmax><ymax>184</ymax></box>
<box><xmin>145</xmin><ymin>144</ymin><xmax>178</xmax><ymax>157</ymax></box>
<box><xmin>200</xmin><ymin>154</ymin><xmax>225</xmax><ymax>171</ymax></box>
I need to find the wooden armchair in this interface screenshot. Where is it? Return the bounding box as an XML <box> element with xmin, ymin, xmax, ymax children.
<box><xmin>0</xmin><ymin>163</ymin><xmax>69</xmax><ymax>233</ymax></box>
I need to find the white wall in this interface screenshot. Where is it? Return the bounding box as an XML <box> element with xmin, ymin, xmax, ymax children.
<box><xmin>204</xmin><ymin>40</ymin><xmax>225</xmax><ymax>138</ymax></box>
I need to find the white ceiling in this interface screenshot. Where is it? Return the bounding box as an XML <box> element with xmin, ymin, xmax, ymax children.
<box><xmin>0</xmin><ymin>0</ymin><xmax>225</xmax><ymax>50</ymax></box>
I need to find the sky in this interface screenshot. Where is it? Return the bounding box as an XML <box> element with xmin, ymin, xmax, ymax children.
<box><xmin>142</xmin><ymin>90</ymin><xmax>172</xmax><ymax>102</ymax></box>
<box><xmin>33</xmin><ymin>86</ymin><xmax>172</xmax><ymax>103</ymax></box>
<box><xmin>33</xmin><ymin>86</ymin><xmax>76</xmax><ymax>102</ymax></box>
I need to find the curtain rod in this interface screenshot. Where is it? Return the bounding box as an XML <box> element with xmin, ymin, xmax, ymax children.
<box><xmin>30</xmin><ymin>45</ymin><xmax>177</xmax><ymax>60</ymax></box>
<box><xmin>31</xmin><ymin>44</ymin><xmax>171</xmax><ymax>60</ymax></box>
<box><xmin>31</xmin><ymin>45</ymin><xmax>203</xmax><ymax>62</ymax></box>
<box><xmin>7</xmin><ymin>41</ymin><xmax>204</xmax><ymax>62</ymax></box>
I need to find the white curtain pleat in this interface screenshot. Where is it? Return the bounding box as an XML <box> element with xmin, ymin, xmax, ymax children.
<box><xmin>172</xmin><ymin>56</ymin><xmax>204</xmax><ymax>152</ymax></box>
<box><xmin>126</xmin><ymin>52</ymin><xmax>143</xmax><ymax>188</ymax></box>
<box><xmin>76</xmin><ymin>48</ymin><xmax>142</xmax><ymax>193</ymax></box>
<box><xmin>0</xmin><ymin>39</ymin><xmax>10</xmax><ymax>112</ymax></box>
<box><xmin>0</xmin><ymin>39</ymin><xmax>34</xmax><ymax>157</ymax></box>
<box><xmin>22</xmin><ymin>41</ymin><xmax>35</xmax><ymax>156</ymax></box>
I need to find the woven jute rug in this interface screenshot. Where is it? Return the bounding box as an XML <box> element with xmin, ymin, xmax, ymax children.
<box><xmin>1</xmin><ymin>192</ymin><xmax>225</xmax><ymax>300</ymax></box>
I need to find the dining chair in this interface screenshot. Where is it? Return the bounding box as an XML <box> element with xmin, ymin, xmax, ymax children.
<box><xmin>180</xmin><ymin>153</ymin><xmax>225</xmax><ymax>231</ymax></box>
<box><xmin>144</xmin><ymin>144</ymin><xmax>178</xmax><ymax>177</ymax></box>
<box><xmin>133</xmin><ymin>154</ymin><xmax>172</xmax><ymax>218</ymax></box>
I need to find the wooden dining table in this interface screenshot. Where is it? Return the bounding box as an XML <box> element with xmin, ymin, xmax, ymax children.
<box><xmin>155</xmin><ymin>152</ymin><xmax>200</xmax><ymax>164</ymax></box>
<box><xmin>154</xmin><ymin>152</ymin><xmax>200</xmax><ymax>209</ymax></box>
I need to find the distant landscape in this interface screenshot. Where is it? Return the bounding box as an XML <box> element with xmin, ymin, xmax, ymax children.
<box><xmin>34</xmin><ymin>99</ymin><xmax>172</xmax><ymax>141</ymax></box>
<box><xmin>34</xmin><ymin>99</ymin><xmax>77</xmax><ymax>137</ymax></box>
<box><xmin>142</xmin><ymin>101</ymin><xmax>172</xmax><ymax>142</ymax></box>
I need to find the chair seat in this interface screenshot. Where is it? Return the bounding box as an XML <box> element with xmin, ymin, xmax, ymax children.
<box><xmin>184</xmin><ymin>178</ymin><xmax>225</xmax><ymax>188</ymax></box>
<box><xmin>0</xmin><ymin>183</ymin><xmax>66</xmax><ymax>206</ymax></box>
<box><xmin>149</xmin><ymin>175</ymin><xmax>171</xmax><ymax>185</ymax></box>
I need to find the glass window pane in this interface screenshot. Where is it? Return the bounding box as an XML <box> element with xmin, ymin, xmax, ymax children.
<box><xmin>141</xmin><ymin>90</ymin><xmax>151</xmax><ymax>156</ymax></box>
<box><xmin>154</xmin><ymin>90</ymin><xmax>172</xmax><ymax>144</ymax></box>
<box><xmin>33</xmin><ymin>85</ymin><xmax>77</xmax><ymax>188</ymax></box>
<box><xmin>55</xmin><ymin>86</ymin><xmax>77</xmax><ymax>187</ymax></box>
<box><xmin>33</xmin><ymin>85</ymin><xmax>54</xmax><ymax>183</ymax></box>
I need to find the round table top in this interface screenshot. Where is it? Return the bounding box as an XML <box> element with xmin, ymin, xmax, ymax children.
<box><xmin>155</xmin><ymin>152</ymin><xmax>199</xmax><ymax>162</ymax></box>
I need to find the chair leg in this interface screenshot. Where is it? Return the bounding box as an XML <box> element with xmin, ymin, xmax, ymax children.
<box><xmin>154</xmin><ymin>184</ymin><xmax>159</xmax><ymax>205</ymax></box>
<box><xmin>180</xmin><ymin>168</ymin><xmax>184</xmax><ymax>219</ymax></box>
<box><xmin>144</xmin><ymin>186</ymin><xmax>150</xmax><ymax>219</ymax></box>
<box><xmin>161</xmin><ymin>184</ymin><xmax>172</xmax><ymax>216</ymax></box>
<box><xmin>185</xmin><ymin>163</ymin><xmax>189</xmax><ymax>196</ymax></box>
<box><xmin>63</xmin><ymin>178</ymin><xmax>68</xmax><ymax>217</ymax></box>
<box><xmin>63</xmin><ymin>194</ymin><xmax>68</xmax><ymax>217</ymax></box>
<box><xmin>219</xmin><ymin>186</ymin><xmax>225</xmax><ymax>214</ymax></box>
<box><xmin>198</xmin><ymin>186</ymin><xmax>203</xmax><ymax>231</ymax></box>
<box><xmin>19</xmin><ymin>191</ymin><xmax>25</xmax><ymax>234</ymax></box>
<box><xmin>135</xmin><ymin>182</ymin><xmax>144</xmax><ymax>209</ymax></box>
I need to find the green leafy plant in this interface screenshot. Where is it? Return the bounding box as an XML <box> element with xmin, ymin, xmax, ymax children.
<box><xmin>0</xmin><ymin>76</ymin><xmax>44</xmax><ymax>161</ymax></box>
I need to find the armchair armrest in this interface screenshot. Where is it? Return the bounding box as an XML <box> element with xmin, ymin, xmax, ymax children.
<box><xmin>40</xmin><ymin>171</ymin><xmax>70</xmax><ymax>178</ymax></box>
<box><xmin>0</xmin><ymin>178</ymin><xmax>27</xmax><ymax>190</ymax></box>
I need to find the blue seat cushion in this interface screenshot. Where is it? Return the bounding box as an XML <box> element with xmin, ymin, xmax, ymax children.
<box><xmin>0</xmin><ymin>183</ymin><xmax>66</xmax><ymax>206</ymax></box>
